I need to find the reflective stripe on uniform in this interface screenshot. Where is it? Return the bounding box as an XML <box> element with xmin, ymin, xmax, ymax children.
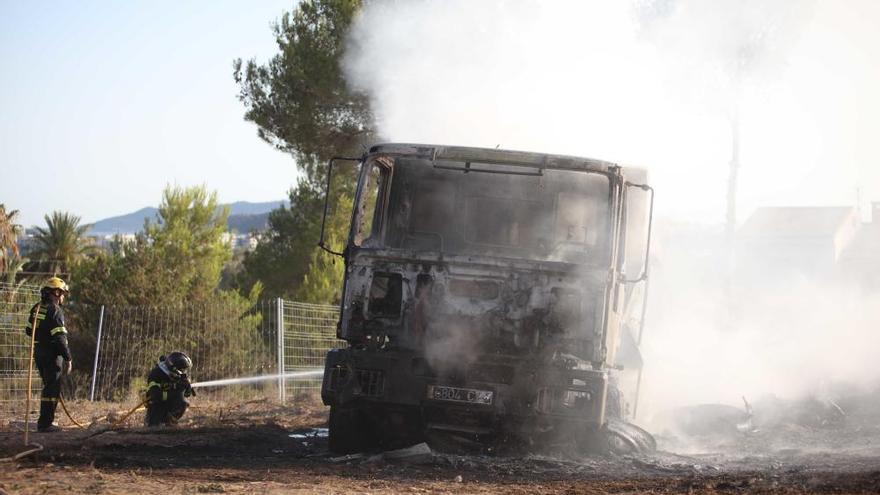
<box><xmin>147</xmin><ymin>381</ymin><xmax>169</xmax><ymax>401</ymax></box>
<box><xmin>50</xmin><ymin>327</ymin><xmax>67</xmax><ymax>336</ymax></box>
<box><xmin>40</xmin><ymin>397</ymin><xmax>58</xmax><ymax>402</ymax></box>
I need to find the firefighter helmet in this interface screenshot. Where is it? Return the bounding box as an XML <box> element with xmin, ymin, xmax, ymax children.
<box><xmin>42</xmin><ymin>277</ymin><xmax>69</xmax><ymax>294</ymax></box>
<box><xmin>162</xmin><ymin>351</ymin><xmax>192</xmax><ymax>379</ymax></box>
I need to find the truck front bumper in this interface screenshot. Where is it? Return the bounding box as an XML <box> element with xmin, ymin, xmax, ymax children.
<box><xmin>321</xmin><ymin>347</ymin><xmax>609</xmax><ymax>435</ymax></box>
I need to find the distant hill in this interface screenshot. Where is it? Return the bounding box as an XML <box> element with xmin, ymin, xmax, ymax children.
<box><xmin>88</xmin><ymin>200</ymin><xmax>287</xmax><ymax>236</ymax></box>
<box><xmin>89</xmin><ymin>207</ymin><xmax>158</xmax><ymax>235</ymax></box>
<box><xmin>225</xmin><ymin>201</ymin><xmax>288</xmax><ymax>216</ymax></box>
<box><xmin>227</xmin><ymin>212</ymin><xmax>272</xmax><ymax>234</ymax></box>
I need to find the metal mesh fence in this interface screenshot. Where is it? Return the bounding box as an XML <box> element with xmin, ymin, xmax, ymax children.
<box><xmin>90</xmin><ymin>300</ymin><xmax>281</xmax><ymax>403</ymax></box>
<box><xmin>0</xmin><ymin>283</ymin><xmax>42</xmax><ymax>407</ymax></box>
<box><xmin>279</xmin><ymin>301</ymin><xmax>343</xmax><ymax>401</ymax></box>
<box><xmin>0</xmin><ymin>285</ymin><xmax>342</xmax><ymax>412</ymax></box>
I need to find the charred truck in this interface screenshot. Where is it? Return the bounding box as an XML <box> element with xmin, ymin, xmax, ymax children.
<box><xmin>320</xmin><ymin>144</ymin><xmax>655</xmax><ymax>453</ymax></box>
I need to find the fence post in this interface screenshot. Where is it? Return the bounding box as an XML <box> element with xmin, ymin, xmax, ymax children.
<box><xmin>89</xmin><ymin>305</ymin><xmax>105</xmax><ymax>402</ymax></box>
<box><xmin>276</xmin><ymin>298</ymin><xmax>285</xmax><ymax>404</ymax></box>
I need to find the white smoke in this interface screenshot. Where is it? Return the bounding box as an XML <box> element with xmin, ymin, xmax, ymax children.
<box><xmin>641</xmin><ymin>239</ymin><xmax>880</xmax><ymax>412</ymax></box>
<box><xmin>346</xmin><ymin>0</ymin><xmax>880</xmax><ymax>221</ymax></box>
<box><xmin>343</xmin><ymin>0</ymin><xmax>880</xmax><ymax>412</ymax></box>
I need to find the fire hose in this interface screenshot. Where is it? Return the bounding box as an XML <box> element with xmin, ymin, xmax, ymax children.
<box><xmin>4</xmin><ymin>304</ymin><xmax>44</xmax><ymax>462</ymax></box>
<box><xmin>57</xmin><ymin>392</ymin><xmax>86</xmax><ymax>429</ymax></box>
<box><xmin>5</xmin><ymin>305</ymin><xmax>144</xmax><ymax>463</ymax></box>
<box><xmin>109</xmin><ymin>399</ymin><xmax>148</xmax><ymax>426</ymax></box>
<box><xmin>1</xmin><ymin>398</ymin><xmax>146</xmax><ymax>463</ymax></box>
<box><xmin>58</xmin><ymin>395</ymin><xmax>148</xmax><ymax>429</ymax></box>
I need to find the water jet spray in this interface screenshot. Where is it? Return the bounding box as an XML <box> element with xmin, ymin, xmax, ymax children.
<box><xmin>190</xmin><ymin>369</ymin><xmax>324</xmax><ymax>389</ymax></box>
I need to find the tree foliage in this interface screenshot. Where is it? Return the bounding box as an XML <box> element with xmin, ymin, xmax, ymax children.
<box><xmin>233</xmin><ymin>0</ymin><xmax>374</xmax><ymax>164</ymax></box>
<box><xmin>0</xmin><ymin>204</ymin><xmax>28</xmax><ymax>286</ymax></box>
<box><xmin>75</xmin><ymin>185</ymin><xmax>232</xmax><ymax>306</ymax></box>
<box><xmin>146</xmin><ymin>185</ymin><xmax>231</xmax><ymax>300</ymax></box>
<box><xmin>30</xmin><ymin>211</ymin><xmax>96</xmax><ymax>276</ymax></box>
<box><xmin>235</xmin><ymin>176</ymin><xmax>325</xmax><ymax>298</ymax></box>
<box><xmin>295</xmin><ymin>191</ymin><xmax>351</xmax><ymax>304</ymax></box>
<box><xmin>233</xmin><ymin>0</ymin><xmax>375</xmax><ymax>301</ymax></box>
<box><xmin>0</xmin><ymin>204</ymin><xmax>22</xmax><ymax>268</ymax></box>
<box><xmin>67</xmin><ymin>186</ymin><xmax>268</xmax><ymax>400</ymax></box>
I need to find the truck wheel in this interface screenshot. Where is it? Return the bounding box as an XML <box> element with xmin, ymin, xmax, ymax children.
<box><xmin>575</xmin><ymin>427</ymin><xmax>608</xmax><ymax>454</ymax></box>
<box><xmin>380</xmin><ymin>407</ymin><xmax>425</xmax><ymax>451</ymax></box>
<box><xmin>328</xmin><ymin>405</ymin><xmax>365</xmax><ymax>454</ymax></box>
<box><xmin>605</xmin><ymin>383</ymin><xmax>623</xmax><ymax>420</ymax></box>
<box><xmin>602</xmin><ymin>418</ymin><xmax>657</xmax><ymax>454</ymax></box>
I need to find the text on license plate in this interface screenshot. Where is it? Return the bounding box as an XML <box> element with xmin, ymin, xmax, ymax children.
<box><xmin>427</xmin><ymin>385</ymin><xmax>494</xmax><ymax>405</ymax></box>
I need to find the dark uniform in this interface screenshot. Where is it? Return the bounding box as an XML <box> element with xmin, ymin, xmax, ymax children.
<box><xmin>26</xmin><ymin>299</ymin><xmax>71</xmax><ymax>430</ymax></box>
<box><xmin>145</xmin><ymin>356</ymin><xmax>194</xmax><ymax>427</ymax></box>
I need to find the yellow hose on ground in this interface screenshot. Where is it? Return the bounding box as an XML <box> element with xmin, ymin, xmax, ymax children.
<box><xmin>23</xmin><ymin>303</ymin><xmax>40</xmax><ymax>446</ymax></box>
<box><xmin>66</xmin><ymin>399</ymin><xmax>147</xmax><ymax>429</ymax></box>
<box><xmin>57</xmin><ymin>393</ymin><xmax>86</xmax><ymax>429</ymax></box>
<box><xmin>111</xmin><ymin>399</ymin><xmax>148</xmax><ymax>426</ymax></box>
<box><xmin>10</xmin><ymin>311</ymin><xmax>146</xmax><ymax>461</ymax></box>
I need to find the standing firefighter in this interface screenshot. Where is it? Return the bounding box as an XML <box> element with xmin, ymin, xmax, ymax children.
<box><xmin>145</xmin><ymin>352</ymin><xmax>195</xmax><ymax>427</ymax></box>
<box><xmin>25</xmin><ymin>277</ymin><xmax>72</xmax><ymax>433</ymax></box>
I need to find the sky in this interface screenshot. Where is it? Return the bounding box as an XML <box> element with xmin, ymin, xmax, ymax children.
<box><xmin>1</xmin><ymin>1</ymin><xmax>296</xmax><ymax>227</ymax></box>
<box><xmin>3</xmin><ymin>1</ymin><xmax>879</xmax><ymax>229</ymax></box>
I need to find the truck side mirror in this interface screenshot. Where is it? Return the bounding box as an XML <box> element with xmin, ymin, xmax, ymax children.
<box><xmin>619</xmin><ymin>182</ymin><xmax>654</xmax><ymax>284</ymax></box>
<box><xmin>319</xmin><ymin>157</ymin><xmax>361</xmax><ymax>257</ymax></box>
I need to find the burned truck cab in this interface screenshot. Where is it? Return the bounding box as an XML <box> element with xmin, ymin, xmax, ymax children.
<box><xmin>320</xmin><ymin>144</ymin><xmax>653</xmax><ymax>453</ymax></box>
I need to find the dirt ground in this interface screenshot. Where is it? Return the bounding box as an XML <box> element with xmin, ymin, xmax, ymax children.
<box><xmin>1</xmin><ymin>395</ymin><xmax>879</xmax><ymax>494</ymax></box>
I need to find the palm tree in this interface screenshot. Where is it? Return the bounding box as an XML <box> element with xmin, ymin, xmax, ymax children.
<box><xmin>0</xmin><ymin>203</ymin><xmax>22</xmax><ymax>268</ymax></box>
<box><xmin>1</xmin><ymin>254</ymin><xmax>32</xmax><ymax>303</ymax></box>
<box><xmin>30</xmin><ymin>211</ymin><xmax>96</xmax><ymax>275</ymax></box>
<box><xmin>2</xmin><ymin>254</ymin><xmax>27</xmax><ymax>282</ymax></box>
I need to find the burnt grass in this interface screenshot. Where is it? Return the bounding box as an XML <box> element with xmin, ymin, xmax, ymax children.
<box><xmin>1</xmin><ymin>399</ymin><xmax>880</xmax><ymax>494</ymax></box>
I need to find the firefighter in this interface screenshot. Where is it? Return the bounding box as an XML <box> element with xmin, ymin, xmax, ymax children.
<box><xmin>25</xmin><ymin>276</ymin><xmax>72</xmax><ymax>433</ymax></box>
<box><xmin>144</xmin><ymin>351</ymin><xmax>195</xmax><ymax>427</ymax></box>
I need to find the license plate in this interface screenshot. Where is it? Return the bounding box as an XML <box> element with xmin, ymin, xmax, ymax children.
<box><xmin>427</xmin><ymin>385</ymin><xmax>494</xmax><ymax>405</ymax></box>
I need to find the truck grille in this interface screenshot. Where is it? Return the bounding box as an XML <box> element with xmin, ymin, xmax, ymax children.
<box><xmin>355</xmin><ymin>369</ymin><xmax>385</xmax><ymax>397</ymax></box>
<box><xmin>328</xmin><ymin>366</ymin><xmax>385</xmax><ymax>397</ymax></box>
<box><xmin>467</xmin><ymin>364</ymin><xmax>514</xmax><ymax>384</ymax></box>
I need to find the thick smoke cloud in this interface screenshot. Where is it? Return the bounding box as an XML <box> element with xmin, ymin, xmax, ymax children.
<box><xmin>346</xmin><ymin>0</ymin><xmax>880</xmax><ymax>222</ymax></box>
<box><xmin>343</xmin><ymin>0</ymin><xmax>880</xmax><ymax>414</ymax></box>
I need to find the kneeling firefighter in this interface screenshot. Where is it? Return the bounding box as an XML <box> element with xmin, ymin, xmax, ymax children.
<box><xmin>25</xmin><ymin>277</ymin><xmax>73</xmax><ymax>433</ymax></box>
<box><xmin>145</xmin><ymin>351</ymin><xmax>195</xmax><ymax>427</ymax></box>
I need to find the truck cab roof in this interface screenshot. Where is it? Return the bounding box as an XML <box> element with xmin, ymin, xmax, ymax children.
<box><xmin>366</xmin><ymin>143</ymin><xmax>647</xmax><ymax>180</ymax></box>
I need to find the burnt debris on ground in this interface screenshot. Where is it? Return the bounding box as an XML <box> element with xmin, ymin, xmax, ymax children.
<box><xmin>1</xmin><ymin>392</ymin><xmax>879</xmax><ymax>494</ymax></box>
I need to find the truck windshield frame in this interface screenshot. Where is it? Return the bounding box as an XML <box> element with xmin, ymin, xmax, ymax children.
<box><xmin>352</xmin><ymin>155</ymin><xmax>615</xmax><ymax>265</ymax></box>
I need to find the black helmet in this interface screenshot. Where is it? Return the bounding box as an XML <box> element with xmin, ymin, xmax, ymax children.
<box><xmin>161</xmin><ymin>351</ymin><xmax>192</xmax><ymax>379</ymax></box>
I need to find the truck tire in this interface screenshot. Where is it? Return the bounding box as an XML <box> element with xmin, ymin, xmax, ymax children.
<box><xmin>328</xmin><ymin>405</ymin><xmax>365</xmax><ymax>454</ymax></box>
<box><xmin>605</xmin><ymin>384</ymin><xmax>623</xmax><ymax>420</ymax></box>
